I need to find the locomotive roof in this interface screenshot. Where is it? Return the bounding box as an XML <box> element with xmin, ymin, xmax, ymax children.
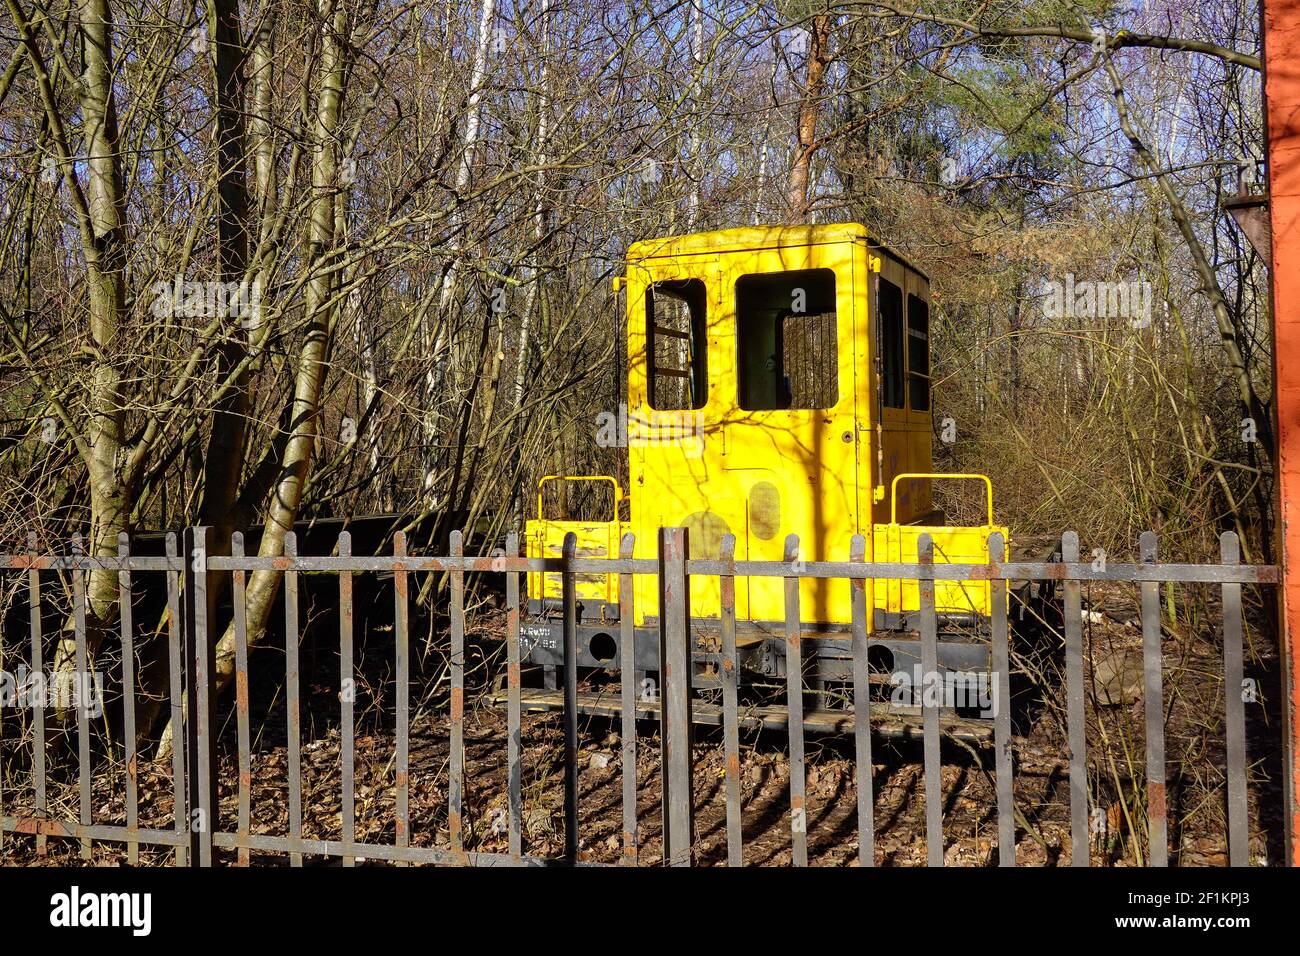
<box><xmin>626</xmin><ymin>223</ymin><xmax>929</xmax><ymax>281</ymax></box>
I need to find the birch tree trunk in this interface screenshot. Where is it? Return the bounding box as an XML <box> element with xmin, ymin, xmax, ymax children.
<box><xmin>512</xmin><ymin>0</ymin><xmax>550</xmax><ymax>422</ymax></box>
<box><xmin>426</xmin><ymin>0</ymin><xmax>497</xmax><ymax>507</ymax></box>
<box><xmin>38</xmin><ymin>0</ymin><xmax>131</xmax><ymax>681</ymax></box>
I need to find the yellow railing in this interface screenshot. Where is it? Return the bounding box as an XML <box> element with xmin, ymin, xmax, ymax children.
<box><xmin>536</xmin><ymin>474</ymin><xmax>622</xmax><ymax>521</ymax></box>
<box><xmin>528</xmin><ymin>475</ymin><xmax>625</xmax><ymax>605</ymax></box>
<box><xmin>891</xmin><ymin>472</ymin><xmax>993</xmax><ymax>526</ymax></box>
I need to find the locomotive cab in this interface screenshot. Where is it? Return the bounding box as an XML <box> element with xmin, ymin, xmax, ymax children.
<box><xmin>522</xmin><ymin>224</ymin><xmax>1010</xmax><ymax>730</ymax></box>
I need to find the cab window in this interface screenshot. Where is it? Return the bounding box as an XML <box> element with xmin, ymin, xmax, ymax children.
<box><xmin>879</xmin><ymin>278</ymin><xmax>904</xmax><ymax>409</ymax></box>
<box><xmin>736</xmin><ymin>268</ymin><xmax>838</xmax><ymax>410</ymax></box>
<box><xmin>646</xmin><ymin>279</ymin><xmax>707</xmax><ymax>410</ymax></box>
<box><xmin>907</xmin><ymin>293</ymin><xmax>930</xmax><ymax>412</ymax></box>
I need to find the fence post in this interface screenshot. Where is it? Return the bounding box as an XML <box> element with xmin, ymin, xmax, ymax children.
<box><xmin>1220</xmin><ymin>531</ymin><xmax>1250</xmax><ymax>866</ymax></box>
<box><xmin>720</xmin><ymin>533</ymin><xmax>742</xmax><ymax>866</ymax></box>
<box><xmin>849</xmin><ymin>534</ymin><xmax>873</xmax><ymax>867</ymax></box>
<box><xmin>26</xmin><ymin>533</ymin><xmax>46</xmax><ymax>858</ymax></box>
<box><xmin>183</xmin><ymin>526</ymin><xmax>216</xmax><ymax>866</ymax></box>
<box><xmin>988</xmin><ymin>531</ymin><xmax>1014</xmax><ymax>866</ymax></box>
<box><xmin>562</xmin><ymin>531</ymin><xmax>580</xmax><ymax>861</ymax></box>
<box><xmin>783</xmin><ymin>534</ymin><xmax>808</xmax><ymax>867</ymax></box>
<box><xmin>449</xmin><ymin>530</ymin><xmax>466</xmax><ymax>859</ymax></box>
<box><xmin>918</xmin><ymin>532</ymin><xmax>943</xmax><ymax>866</ymax></box>
<box><xmin>1061</xmin><ymin>531</ymin><xmax>1089</xmax><ymax>866</ymax></box>
<box><xmin>1140</xmin><ymin>530</ymin><xmax>1167</xmax><ymax>867</ymax></box>
<box><xmin>165</xmin><ymin>533</ymin><xmax>186</xmax><ymax>864</ymax></box>
<box><xmin>618</xmin><ymin>532</ymin><xmax>640</xmax><ymax>865</ymax></box>
<box><xmin>71</xmin><ymin>534</ymin><xmax>91</xmax><ymax>860</ymax></box>
<box><xmin>658</xmin><ymin>527</ymin><xmax>694</xmax><ymax>866</ymax></box>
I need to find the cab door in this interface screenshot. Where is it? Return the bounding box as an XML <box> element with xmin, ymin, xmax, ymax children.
<box><xmin>717</xmin><ymin>241</ymin><xmax>859</xmax><ymax>626</ymax></box>
<box><xmin>625</xmin><ymin>255</ymin><xmax>722</xmax><ymax>623</ymax></box>
<box><xmin>872</xmin><ymin>255</ymin><xmax>911</xmax><ymax>525</ymax></box>
<box><xmin>868</xmin><ymin>255</ymin><xmax>934</xmax><ymax>526</ymax></box>
<box><xmin>852</xmin><ymin>241</ymin><xmax>876</xmax><ymax>535</ymax></box>
<box><xmin>902</xmin><ymin>272</ymin><xmax>935</xmax><ymax>519</ymax></box>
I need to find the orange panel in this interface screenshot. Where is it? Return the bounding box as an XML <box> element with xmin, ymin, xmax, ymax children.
<box><xmin>1264</xmin><ymin>0</ymin><xmax>1300</xmax><ymax>865</ymax></box>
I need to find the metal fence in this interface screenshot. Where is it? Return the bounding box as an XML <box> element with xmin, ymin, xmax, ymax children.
<box><xmin>0</xmin><ymin>525</ymin><xmax>1279</xmax><ymax>866</ymax></box>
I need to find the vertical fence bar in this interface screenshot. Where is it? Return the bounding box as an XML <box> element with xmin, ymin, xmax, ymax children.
<box><xmin>1140</xmin><ymin>530</ymin><xmax>1167</xmax><ymax>867</ymax></box>
<box><xmin>850</xmin><ymin>534</ymin><xmax>874</xmax><ymax>867</ymax></box>
<box><xmin>26</xmin><ymin>534</ymin><xmax>45</xmax><ymax>857</ymax></box>
<box><xmin>283</xmin><ymin>531</ymin><xmax>303</xmax><ymax>866</ymax></box>
<box><xmin>988</xmin><ymin>532</ymin><xmax>1014</xmax><ymax>866</ymax></box>
<box><xmin>338</xmin><ymin>531</ymin><xmax>356</xmax><ymax>867</ymax></box>
<box><xmin>232</xmin><ymin>533</ymin><xmax>251</xmax><ymax>867</ymax></box>
<box><xmin>118</xmin><ymin>533</ymin><xmax>138</xmax><ymax>866</ymax></box>
<box><xmin>183</xmin><ymin>526</ymin><xmax>215</xmax><ymax>867</ymax></box>
<box><xmin>562</xmin><ymin>531</ymin><xmax>580</xmax><ymax>861</ymax></box>
<box><xmin>618</xmin><ymin>533</ymin><xmax>639</xmax><ymax>865</ymax></box>
<box><xmin>393</xmin><ymin>531</ymin><xmax>410</xmax><ymax>862</ymax></box>
<box><xmin>1062</xmin><ymin>532</ymin><xmax>1088</xmax><ymax>866</ymax></box>
<box><xmin>783</xmin><ymin>534</ymin><xmax>808</xmax><ymax>868</ymax></box>
<box><xmin>658</xmin><ymin>527</ymin><xmax>693</xmax><ymax>866</ymax></box>
<box><xmin>1221</xmin><ymin>531</ymin><xmax>1249</xmax><ymax>866</ymax></box>
<box><xmin>165</xmin><ymin>532</ymin><xmax>186</xmax><ymax>865</ymax></box>
<box><xmin>71</xmin><ymin>534</ymin><xmax>91</xmax><ymax>860</ymax></box>
<box><xmin>919</xmin><ymin>533</ymin><xmax>943</xmax><ymax>867</ymax></box>
<box><xmin>720</xmin><ymin>534</ymin><xmax>742</xmax><ymax>867</ymax></box>
<box><xmin>449</xmin><ymin>530</ymin><xmax>466</xmax><ymax>858</ymax></box>
<box><xmin>505</xmin><ymin>532</ymin><xmax>524</xmax><ymax>863</ymax></box>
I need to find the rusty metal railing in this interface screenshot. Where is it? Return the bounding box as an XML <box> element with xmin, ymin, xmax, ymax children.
<box><xmin>0</xmin><ymin>526</ymin><xmax>1277</xmax><ymax>866</ymax></box>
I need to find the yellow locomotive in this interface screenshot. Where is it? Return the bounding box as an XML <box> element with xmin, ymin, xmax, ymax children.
<box><xmin>522</xmin><ymin>223</ymin><xmax>1009</xmax><ymax>725</ymax></box>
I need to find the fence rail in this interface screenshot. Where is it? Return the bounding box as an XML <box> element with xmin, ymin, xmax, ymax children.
<box><xmin>0</xmin><ymin>526</ymin><xmax>1276</xmax><ymax>867</ymax></box>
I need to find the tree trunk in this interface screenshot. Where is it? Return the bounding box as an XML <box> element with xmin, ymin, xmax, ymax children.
<box><xmin>1104</xmin><ymin>56</ymin><xmax>1275</xmax><ymax>462</ymax></box>
<box><xmin>427</xmin><ymin>0</ymin><xmax>497</xmax><ymax>507</ymax></box>
<box><xmin>48</xmin><ymin>0</ymin><xmax>130</xmax><ymax>682</ymax></box>
<box><xmin>197</xmin><ymin>0</ymin><xmax>253</xmax><ymax>547</ymax></box>
<box><xmin>156</xmin><ymin>0</ymin><xmax>347</xmax><ymax>758</ymax></box>
<box><xmin>787</xmin><ymin>14</ymin><xmax>832</xmax><ymax>223</ymax></box>
<box><xmin>685</xmin><ymin>0</ymin><xmax>705</xmax><ymax>223</ymax></box>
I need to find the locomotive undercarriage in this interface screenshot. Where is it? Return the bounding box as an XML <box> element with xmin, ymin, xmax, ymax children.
<box><xmin>500</xmin><ymin>575</ymin><xmax>1053</xmax><ymax>743</ymax></box>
